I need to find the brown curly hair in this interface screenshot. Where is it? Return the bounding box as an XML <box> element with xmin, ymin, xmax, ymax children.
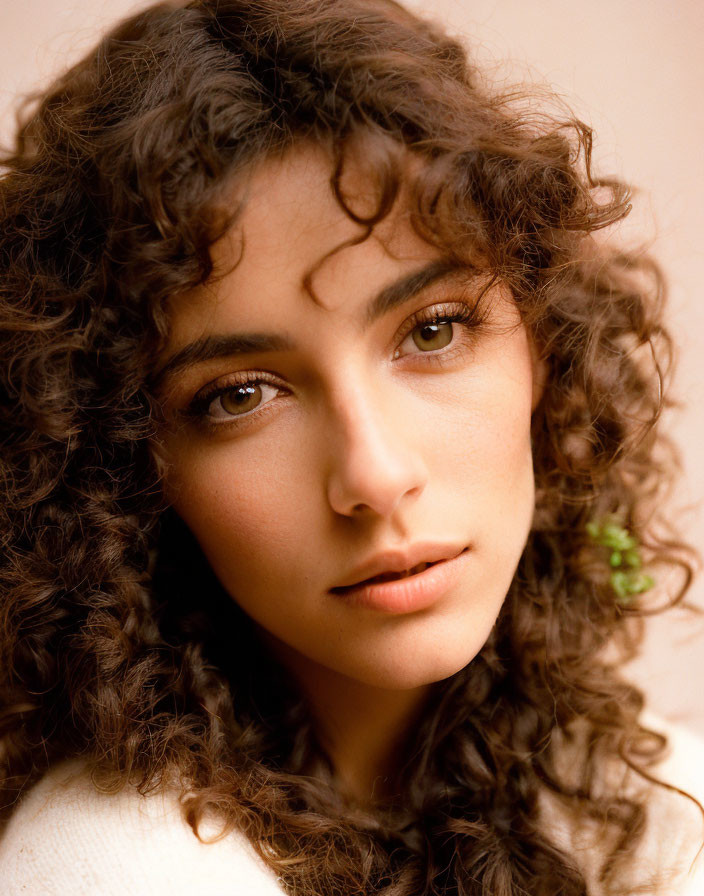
<box><xmin>0</xmin><ymin>0</ymin><xmax>697</xmax><ymax>893</ymax></box>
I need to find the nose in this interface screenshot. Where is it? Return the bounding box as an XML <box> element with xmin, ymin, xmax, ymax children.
<box><xmin>324</xmin><ymin>380</ymin><xmax>428</xmax><ymax>519</ymax></box>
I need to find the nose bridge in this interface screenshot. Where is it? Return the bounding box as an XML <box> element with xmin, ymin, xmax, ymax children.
<box><xmin>324</xmin><ymin>369</ymin><xmax>428</xmax><ymax>518</ymax></box>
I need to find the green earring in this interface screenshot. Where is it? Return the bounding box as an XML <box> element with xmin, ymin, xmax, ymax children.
<box><xmin>586</xmin><ymin>519</ymin><xmax>655</xmax><ymax>605</ymax></box>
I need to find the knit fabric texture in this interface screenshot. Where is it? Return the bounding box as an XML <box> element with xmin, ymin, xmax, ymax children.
<box><xmin>1</xmin><ymin>713</ymin><xmax>702</xmax><ymax>895</ymax></box>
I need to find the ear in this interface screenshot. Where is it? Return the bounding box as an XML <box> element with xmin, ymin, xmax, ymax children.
<box><xmin>529</xmin><ymin>341</ymin><xmax>548</xmax><ymax>412</ymax></box>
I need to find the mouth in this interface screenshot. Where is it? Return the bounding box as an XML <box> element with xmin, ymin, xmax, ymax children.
<box><xmin>329</xmin><ymin>548</ymin><xmax>471</xmax><ymax>614</ymax></box>
<box><xmin>331</xmin><ymin>560</ymin><xmax>441</xmax><ymax>593</ymax></box>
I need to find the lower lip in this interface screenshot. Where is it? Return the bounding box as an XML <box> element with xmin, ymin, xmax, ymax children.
<box><xmin>331</xmin><ymin>549</ymin><xmax>470</xmax><ymax>615</ymax></box>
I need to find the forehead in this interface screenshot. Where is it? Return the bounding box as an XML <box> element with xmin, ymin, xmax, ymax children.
<box><xmin>166</xmin><ymin>142</ymin><xmax>442</xmax><ymax>336</ymax></box>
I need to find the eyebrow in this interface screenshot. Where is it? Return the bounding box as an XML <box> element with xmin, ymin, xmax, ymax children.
<box><xmin>152</xmin><ymin>257</ymin><xmax>459</xmax><ymax>387</ymax></box>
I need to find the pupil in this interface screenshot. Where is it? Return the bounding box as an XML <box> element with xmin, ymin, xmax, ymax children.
<box><xmin>233</xmin><ymin>386</ymin><xmax>255</xmax><ymax>403</ymax></box>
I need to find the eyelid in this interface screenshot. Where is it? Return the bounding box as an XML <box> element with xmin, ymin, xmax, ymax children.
<box><xmin>393</xmin><ymin>298</ymin><xmax>485</xmax><ymax>349</ymax></box>
<box><xmin>183</xmin><ymin>370</ymin><xmax>286</xmax><ymax>423</ymax></box>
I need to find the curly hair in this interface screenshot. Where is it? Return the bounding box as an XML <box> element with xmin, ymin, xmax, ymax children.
<box><xmin>0</xmin><ymin>1</ymin><xmax>697</xmax><ymax>893</ymax></box>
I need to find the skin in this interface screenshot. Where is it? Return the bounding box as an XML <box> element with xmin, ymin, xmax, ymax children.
<box><xmin>155</xmin><ymin>142</ymin><xmax>544</xmax><ymax>801</ymax></box>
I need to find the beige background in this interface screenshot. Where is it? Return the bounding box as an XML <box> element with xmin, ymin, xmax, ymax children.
<box><xmin>1</xmin><ymin>0</ymin><xmax>702</xmax><ymax>734</ymax></box>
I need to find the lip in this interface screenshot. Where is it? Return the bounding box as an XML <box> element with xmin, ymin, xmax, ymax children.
<box><xmin>330</xmin><ymin>544</ymin><xmax>470</xmax><ymax>614</ymax></box>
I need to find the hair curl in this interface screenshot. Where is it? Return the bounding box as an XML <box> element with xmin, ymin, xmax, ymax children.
<box><xmin>0</xmin><ymin>1</ymin><xmax>697</xmax><ymax>894</ymax></box>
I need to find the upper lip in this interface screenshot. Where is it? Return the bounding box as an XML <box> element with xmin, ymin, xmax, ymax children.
<box><xmin>330</xmin><ymin>542</ymin><xmax>468</xmax><ymax>591</ymax></box>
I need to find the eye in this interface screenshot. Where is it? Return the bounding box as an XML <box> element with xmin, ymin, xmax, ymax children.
<box><xmin>393</xmin><ymin>300</ymin><xmax>486</xmax><ymax>362</ymax></box>
<box><xmin>203</xmin><ymin>381</ymin><xmax>280</xmax><ymax>421</ymax></box>
<box><xmin>407</xmin><ymin>320</ymin><xmax>454</xmax><ymax>353</ymax></box>
<box><xmin>394</xmin><ymin>312</ymin><xmax>466</xmax><ymax>360</ymax></box>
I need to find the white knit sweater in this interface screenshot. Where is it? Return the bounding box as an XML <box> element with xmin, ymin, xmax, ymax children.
<box><xmin>1</xmin><ymin>714</ymin><xmax>702</xmax><ymax>895</ymax></box>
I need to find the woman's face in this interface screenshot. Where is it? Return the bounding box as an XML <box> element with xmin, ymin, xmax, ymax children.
<box><xmin>155</xmin><ymin>143</ymin><xmax>542</xmax><ymax>690</ymax></box>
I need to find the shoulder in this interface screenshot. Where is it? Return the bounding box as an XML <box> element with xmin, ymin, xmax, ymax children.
<box><xmin>0</xmin><ymin>762</ymin><xmax>285</xmax><ymax>896</ymax></box>
<box><xmin>638</xmin><ymin>712</ymin><xmax>704</xmax><ymax>896</ymax></box>
<box><xmin>643</xmin><ymin>711</ymin><xmax>704</xmax><ymax>801</ymax></box>
<box><xmin>539</xmin><ymin>712</ymin><xmax>704</xmax><ymax>896</ymax></box>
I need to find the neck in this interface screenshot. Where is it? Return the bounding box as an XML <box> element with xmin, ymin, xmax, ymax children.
<box><xmin>264</xmin><ymin>638</ymin><xmax>430</xmax><ymax>805</ymax></box>
<box><xmin>310</xmin><ymin>670</ymin><xmax>430</xmax><ymax>804</ymax></box>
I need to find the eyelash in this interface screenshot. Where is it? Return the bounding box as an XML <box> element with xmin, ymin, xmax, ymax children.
<box><xmin>184</xmin><ymin>370</ymin><xmax>284</xmax><ymax>427</ymax></box>
<box><xmin>183</xmin><ymin>299</ymin><xmax>485</xmax><ymax>431</ymax></box>
<box><xmin>394</xmin><ymin>300</ymin><xmax>484</xmax><ymax>363</ymax></box>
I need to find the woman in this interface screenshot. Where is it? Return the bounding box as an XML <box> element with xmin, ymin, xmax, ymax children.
<box><xmin>0</xmin><ymin>0</ymin><xmax>702</xmax><ymax>893</ymax></box>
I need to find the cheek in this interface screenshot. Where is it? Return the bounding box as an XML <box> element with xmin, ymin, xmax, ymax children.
<box><xmin>163</xmin><ymin>435</ymin><xmax>312</xmax><ymax>593</ymax></box>
<box><xmin>424</xmin><ymin>349</ymin><xmax>535</xmax><ymax>492</ymax></box>
<box><xmin>420</xmin><ymin>339</ymin><xmax>537</xmax><ymax>575</ymax></box>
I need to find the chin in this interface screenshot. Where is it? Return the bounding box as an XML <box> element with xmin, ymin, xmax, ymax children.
<box><xmin>339</xmin><ymin>637</ymin><xmax>489</xmax><ymax>691</ymax></box>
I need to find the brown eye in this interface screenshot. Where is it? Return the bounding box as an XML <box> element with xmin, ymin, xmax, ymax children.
<box><xmin>203</xmin><ymin>381</ymin><xmax>280</xmax><ymax>421</ymax></box>
<box><xmin>219</xmin><ymin>384</ymin><xmax>262</xmax><ymax>415</ymax></box>
<box><xmin>411</xmin><ymin>320</ymin><xmax>453</xmax><ymax>352</ymax></box>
